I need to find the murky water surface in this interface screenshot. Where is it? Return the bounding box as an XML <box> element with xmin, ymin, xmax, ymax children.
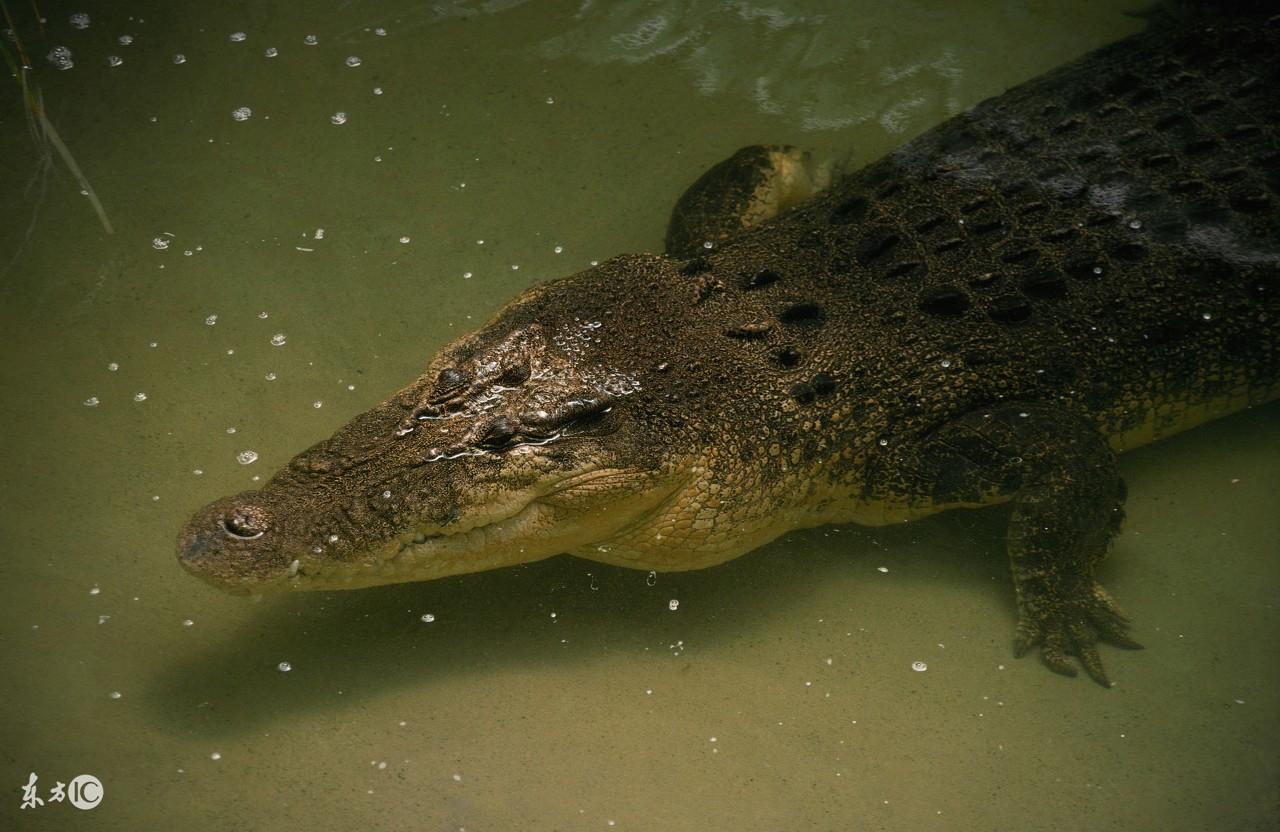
<box><xmin>2</xmin><ymin>1</ymin><xmax>1276</xmax><ymax>829</ymax></box>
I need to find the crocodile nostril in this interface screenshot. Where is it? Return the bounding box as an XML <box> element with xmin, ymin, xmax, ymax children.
<box><xmin>222</xmin><ymin>511</ymin><xmax>267</xmax><ymax>540</ymax></box>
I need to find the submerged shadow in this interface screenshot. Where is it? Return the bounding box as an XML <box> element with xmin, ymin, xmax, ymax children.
<box><xmin>145</xmin><ymin>508</ymin><xmax>1016</xmax><ymax>738</ymax></box>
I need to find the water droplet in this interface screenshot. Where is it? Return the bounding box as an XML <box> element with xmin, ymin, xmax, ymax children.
<box><xmin>303</xmin><ymin>34</ymin><xmax>318</xmax><ymax>45</ymax></box>
<box><xmin>107</xmin><ymin>362</ymin><xmax>119</xmax><ymax>371</ymax></box>
<box><xmin>374</xmin><ymin>27</ymin><xmax>388</xmax><ymax>36</ymax></box>
<box><xmin>98</xmin><ymin>614</ymin><xmax>111</xmax><ymax>624</ymax></box>
<box><xmin>545</xmin><ymin>96</ymin><xmax>556</xmax><ymax>104</ymax></box>
<box><xmin>312</xmin><ymin>400</ymin><xmax>323</xmax><ymax>409</ymax></box>
<box><xmin>210</xmin><ymin>752</ymin><xmax>222</xmax><ymax>761</ymax></box>
<box><xmin>232</xmin><ymin>107</ymin><xmax>252</xmax><ymax>122</ymax></box>
<box><xmin>668</xmin><ymin>599</ymin><xmax>679</xmax><ymax>611</ymax></box>
<box><xmin>420</xmin><ymin>613</ymin><xmax>435</xmax><ymax>623</ymax></box>
<box><xmin>133</xmin><ymin>392</ymin><xmax>148</xmax><ymax>402</ymax></box>
<box><xmin>702</xmin><ymin>241</ymin><xmax>714</xmax><ymax>249</ymax></box>
<box><xmin>1128</xmin><ymin>219</ymin><xmax>1142</xmax><ymax>230</ymax></box>
<box><xmin>876</xmin><ymin>566</ymin><xmax>889</xmax><ymax>573</ymax></box>
<box><xmin>462</xmin><ymin>271</ymin><xmax>472</xmax><ymax>279</ymax></box>
<box><xmin>264</xmin><ymin>46</ymin><xmax>278</xmax><ymax>58</ymax></box>
<box><xmin>911</xmin><ymin>660</ymin><xmax>928</xmax><ymax>672</ymax></box>
<box><xmin>182</xmin><ymin>618</ymin><xmax>194</xmax><ymax>627</ymax></box>
<box><xmin>1201</xmin><ymin>312</ymin><xmax>1212</xmax><ymax>321</ymax></box>
<box><xmin>451</xmin><ymin>773</ymin><xmax>462</xmax><ymax>782</ymax></box>
<box><xmin>229</xmin><ymin>31</ymin><xmax>247</xmax><ymax>43</ymax></box>
<box><xmin>83</xmin><ymin>396</ymin><xmax>100</xmax><ymax>407</ymax></box>
<box><xmin>205</xmin><ymin>314</ymin><xmax>218</xmax><ymax>325</ymax></box>
<box><xmin>373</xmin><ymin>86</ymin><xmax>383</xmax><ymax>95</ymax></box>
<box><xmin>345</xmin><ymin>56</ymin><xmax>362</xmax><ymax>67</ymax></box>
<box><xmin>399</xmin><ymin>236</ymin><xmax>410</xmax><ymax>244</ymax></box>
<box><xmin>553</xmin><ymin>245</ymin><xmax>563</xmax><ymax>254</ymax></box>
<box><xmin>89</xmin><ymin>585</ymin><xmax>101</xmax><ymax>595</ymax></box>
<box><xmin>172</xmin><ymin>53</ymin><xmax>186</xmax><ymax>65</ymax></box>
<box><xmin>382</xmin><ymin>490</ymin><xmax>392</xmax><ymax>499</ymax></box>
<box><xmin>237</xmin><ymin>450</ymin><xmax>258</xmax><ymax>465</ymax></box>
<box><xmin>330</xmin><ymin>111</ymin><xmax>348</xmax><ymax>125</ymax></box>
<box><xmin>270</xmin><ymin>333</ymin><xmax>287</xmax><ymax>346</ymax></box>
<box><xmin>107</xmin><ymin>55</ymin><xmax>123</xmax><ymax>67</ymax></box>
<box><xmin>1092</xmin><ymin>265</ymin><xmax>1103</xmax><ymax>275</ymax></box>
<box><xmin>646</xmin><ymin>570</ymin><xmax>657</xmax><ymax>587</ymax></box>
<box><xmin>151</xmin><ymin>236</ymin><xmax>170</xmax><ymax>250</ymax></box>
<box><xmin>277</xmin><ymin>661</ymin><xmax>292</xmax><ymax>672</ymax></box>
<box><xmin>877</xmin><ymin>437</ymin><xmax>888</xmax><ymax>447</ymax></box>
<box><xmin>109</xmin><ymin>690</ymin><xmax>122</xmax><ymax>699</ymax></box>
<box><xmin>118</xmin><ymin>35</ymin><xmax>134</xmax><ymax>46</ymax></box>
<box><xmin>940</xmin><ymin>359</ymin><xmax>952</xmax><ymax>368</ymax></box>
<box><xmin>69</xmin><ymin>13</ymin><xmax>90</xmax><ymax>29</ymax></box>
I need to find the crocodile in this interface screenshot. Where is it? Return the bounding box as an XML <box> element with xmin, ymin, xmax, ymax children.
<box><xmin>178</xmin><ymin>9</ymin><xmax>1280</xmax><ymax>687</ymax></box>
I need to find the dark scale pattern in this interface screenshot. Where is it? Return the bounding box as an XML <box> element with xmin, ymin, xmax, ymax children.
<box><xmin>179</xmin><ymin>10</ymin><xmax>1279</xmax><ymax>687</ymax></box>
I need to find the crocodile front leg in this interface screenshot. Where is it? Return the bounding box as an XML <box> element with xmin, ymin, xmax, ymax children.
<box><xmin>910</xmin><ymin>404</ymin><xmax>1143</xmax><ymax>686</ymax></box>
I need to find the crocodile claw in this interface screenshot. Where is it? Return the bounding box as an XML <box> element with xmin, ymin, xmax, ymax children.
<box><xmin>1013</xmin><ymin>582</ymin><xmax>1142</xmax><ymax>687</ymax></box>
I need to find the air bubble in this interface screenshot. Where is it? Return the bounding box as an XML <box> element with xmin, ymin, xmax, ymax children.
<box><xmin>152</xmin><ymin>236</ymin><xmax>171</xmax><ymax>250</ymax></box>
<box><xmin>205</xmin><ymin>314</ymin><xmax>218</xmax><ymax>325</ymax></box>
<box><xmin>133</xmin><ymin>392</ymin><xmax>148</xmax><ymax>402</ymax></box>
<box><xmin>270</xmin><ymin>333</ymin><xmax>287</xmax><ymax>346</ymax></box>
<box><xmin>237</xmin><ymin>450</ymin><xmax>259</xmax><ymax>465</ymax></box>
<box><xmin>265</xmin><ymin>372</ymin><xmax>277</xmax><ymax>381</ymax></box>
<box><xmin>47</xmin><ymin>46</ymin><xmax>74</xmax><ymax>71</ymax></box>
<box><xmin>232</xmin><ymin>107</ymin><xmax>251</xmax><ymax>122</ymax></box>
<box><xmin>118</xmin><ymin>35</ymin><xmax>134</xmax><ymax>46</ymax></box>
<box><xmin>1128</xmin><ymin>219</ymin><xmax>1142</xmax><ymax>230</ymax></box>
<box><xmin>264</xmin><ymin>47</ymin><xmax>278</xmax><ymax>58</ymax></box>
<box><xmin>374</xmin><ymin>27</ymin><xmax>387</xmax><ymax>36</ymax></box>
<box><xmin>84</xmin><ymin>396</ymin><xmax>100</xmax><ymax>407</ymax></box>
<box><xmin>107</xmin><ymin>55</ymin><xmax>123</xmax><ymax>67</ymax></box>
<box><xmin>70</xmin><ymin>13</ymin><xmax>90</xmax><ymax>29</ymax></box>
<box><xmin>230</xmin><ymin>31</ymin><xmax>247</xmax><ymax>42</ymax></box>
<box><xmin>420</xmin><ymin>613</ymin><xmax>435</xmax><ymax>623</ymax></box>
<box><xmin>911</xmin><ymin>660</ymin><xmax>928</xmax><ymax>672</ymax></box>
<box><xmin>345</xmin><ymin>56</ymin><xmax>362</xmax><ymax>67</ymax></box>
<box><xmin>303</xmin><ymin>34</ymin><xmax>318</xmax><ymax>45</ymax></box>
<box><xmin>940</xmin><ymin>359</ymin><xmax>952</xmax><ymax>368</ymax></box>
<box><xmin>277</xmin><ymin>661</ymin><xmax>292</xmax><ymax>672</ymax></box>
<box><xmin>668</xmin><ymin>599</ymin><xmax>679</xmax><ymax>611</ymax></box>
<box><xmin>330</xmin><ymin>112</ymin><xmax>348</xmax><ymax>125</ymax></box>
<box><xmin>107</xmin><ymin>362</ymin><xmax>119</xmax><ymax>371</ymax></box>
<box><xmin>210</xmin><ymin>752</ymin><xmax>222</xmax><ymax>761</ymax></box>
<box><xmin>399</xmin><ymin>236</ymin><xmax>410</xmax><ymax>244</ymax></box>
<box><xmin>312</xmin><ymin>400</ymin><xmax>323</xmax><ymax>409</ymax></box>
<box><xmin>173</xmin><ymin>53</ymin><xmax>186</xmax><ymax>65</ymax></box>
<box><xmin>109</xmin><ymin>690</ymin><xmax>122</xmax><ymax>699</ymax></box>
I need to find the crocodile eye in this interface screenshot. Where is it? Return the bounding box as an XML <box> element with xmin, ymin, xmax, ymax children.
<box><xmin>430</xmin><ymin>367</ymin><xmax>469</xmax><ymax>402</ymax></box>
<box><xmin>497</xmin><ymin>361</ymin><xmax>531</xmax><ymax>387</ymax></box>
<box><xmin>222</xmin><ymin>510</ymin><xmax>266</xmax><ymax>540</ymax></box>
<box><xmin>477</xmin><ymin>416</ymin><xmax>518</xmax><ymax>450</ymax></box>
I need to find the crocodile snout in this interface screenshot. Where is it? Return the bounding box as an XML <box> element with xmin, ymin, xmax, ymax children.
<box><xmin>177</xmin><ymin>495</ymin><xmax>291</xmax><ymax>591</ymax></box>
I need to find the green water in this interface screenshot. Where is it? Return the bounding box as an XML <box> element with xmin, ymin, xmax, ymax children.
<box><xmin>1</xmin><ymin>1</ymin><xmax>1277</xmax><ymax>829</ymax></box>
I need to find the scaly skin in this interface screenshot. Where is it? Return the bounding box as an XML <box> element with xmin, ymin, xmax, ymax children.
<box><xmin>179</xmin><ymin>10</ymin><xmax>1279</xmax><ymax>686</ymax></box>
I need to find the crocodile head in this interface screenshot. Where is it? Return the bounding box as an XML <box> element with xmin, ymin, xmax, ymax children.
<box><xmin>178</xmin><ymin>256</ymin><xmax>700</xmax><ymax>593</ymax></box>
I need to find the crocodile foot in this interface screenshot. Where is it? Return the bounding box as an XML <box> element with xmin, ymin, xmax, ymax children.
<box><xmin>1013</xmin><ymin>581</ymin><xmax>1143</xmax><ymax>687</ymax></box>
